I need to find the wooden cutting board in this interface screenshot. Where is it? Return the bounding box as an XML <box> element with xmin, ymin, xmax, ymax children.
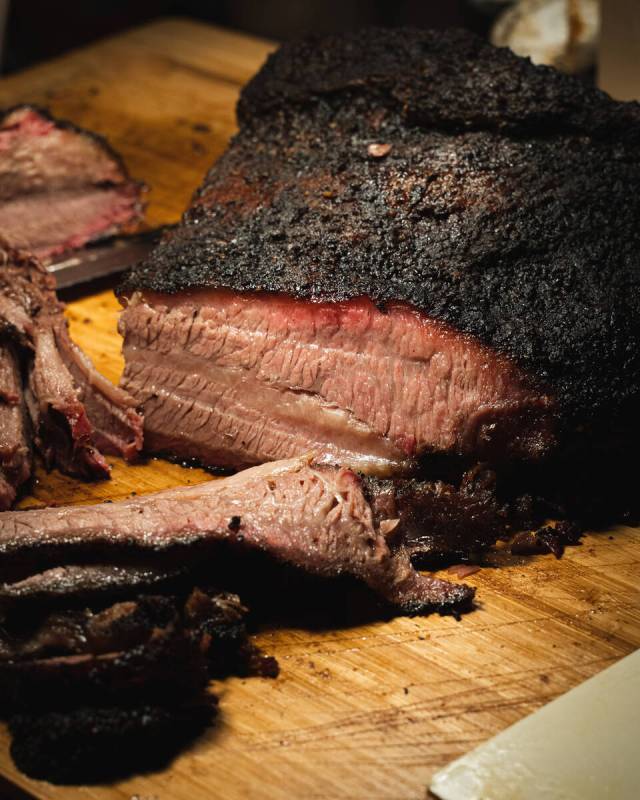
<box><xmin>0</xmin><ymin>19</ymin><xmax>639</xmax><ymax>800</ymax></box>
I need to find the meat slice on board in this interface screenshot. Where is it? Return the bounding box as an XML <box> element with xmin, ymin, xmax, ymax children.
<box><xmin>0</xmin><ymin>455</ymin><xmax>476</xmax><ymax>616</ymax></box>
<box><xmin>0</xmin><ymin>105</ymin><xmax>145</xmax><ymax>259</ymax></box>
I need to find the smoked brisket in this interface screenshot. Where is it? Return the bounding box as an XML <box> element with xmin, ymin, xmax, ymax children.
<box><xmin>119</xmin><ymin>28</ymin><xmax>640</xmax><ymax>476</ymax></box>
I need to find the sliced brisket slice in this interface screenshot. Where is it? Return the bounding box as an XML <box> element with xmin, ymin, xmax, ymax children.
<box><xmin>0</xmin><ymin>456</ymin><xmax>476</xmax><ymax>615</ymax></box>
<box><xmin>0</xmin><ymin>105</ymin><xmax>145</xmax><ymax>259</ymax></box>
<box><xmin>119</xmin><ymin>28</ymin><xmax>640</xmax><ymax>476</ymax></box>
<box><xmin>53</xmin><ymin>319</ymin><xmax>144</xmax><ymax>461</ymax></box>
<box><xmin>0</xmin><ymin>243</ymin><xmax>143</xmax><ymax>491</ymax></box>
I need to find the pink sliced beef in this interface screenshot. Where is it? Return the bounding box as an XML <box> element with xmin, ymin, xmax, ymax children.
<box><xmin>0</xmin><ymin>106</ymin><xmax>144</xmax><ymax>258</ymax></box>
<box><xmin>0</xmin><ymin>241</ymin><xmax>143</xmax><ymax>503</ymax></box>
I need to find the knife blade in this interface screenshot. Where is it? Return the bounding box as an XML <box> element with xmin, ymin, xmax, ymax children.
<box><xmin>429</xmin><ymin>648</ymin><xmax>640</xmax><ymax>800</ymax></box>
<box><xmin>47</xmin><ymin>228</ymin><xmax>165</xmax><ymax>290</ymax></box>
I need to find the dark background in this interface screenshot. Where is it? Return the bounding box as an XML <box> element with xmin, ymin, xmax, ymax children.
<box><xmin>2</xmin><ymin>0</ymin><xmax>505</xmax><ymax>75</ymax></box>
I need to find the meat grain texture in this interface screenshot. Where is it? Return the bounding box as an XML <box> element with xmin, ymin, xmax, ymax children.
<box><xmin>119</xmin><ymin>28</ymin><xmax>640</xmax><ymax>481</ymax></box>
<box><xmin>0</xmin><ymin>456</ymin><xmax>475</xmax><ymax>615</ymax></box>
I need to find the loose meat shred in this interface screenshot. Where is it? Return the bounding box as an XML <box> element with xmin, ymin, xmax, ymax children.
<box><xmin>0</xmin><ymin>241</ymin><xmax>143</xmax><ymax>502</ymax></box>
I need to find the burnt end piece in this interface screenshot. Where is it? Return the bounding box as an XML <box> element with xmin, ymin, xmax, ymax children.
<box><xmin>121</xmin><ymin>27</ymin><xmax>640</xmax><ymax>442</ymax></box>
<box><xmin>0</xmin><ymin>587</ymin><xmax>271</xmax><ymax>784</ymax></box>
<box><xmin>9</xmin><ymin>702</ymin><xmax>214</xmax><ymax>784</ymax></box>
<box><xmin>364</xmin><ymin>466</ymin><xmax>507</xmax><ymax>565</ymax></box>
<box><xmin>511</xmin><ymin>521</ymin><xmax>583</xmax><ymax>559</ymax></box>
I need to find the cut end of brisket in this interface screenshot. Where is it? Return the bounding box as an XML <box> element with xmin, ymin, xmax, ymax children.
<box><xmin>119</xmin><ymin>289</ymin><xmax>557</xmax><ymax>476</ymax></box>
<box><xmin>0</xmin><ymin>105</ymin><xmax>145</xmax><ymax>258</ymax></box>
<box><xmin>9</xmin><ymin>702</ymin><xmax>214</xmax><ymax>784</ymax></box>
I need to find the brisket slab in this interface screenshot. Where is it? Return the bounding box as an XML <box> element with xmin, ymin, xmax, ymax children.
<box><xmin>0</xmin><ymin>242</ymin><xmax>143</xmax><ymax>498</ymax></box>
<box><xmin>119</xmin><ymin>28</ymin><xmax>640</xmax><ymax>476</ymax></box>
<box><xmin>0</xmin><ymin>456</ymin><xmax>476</xmax><ymax>615</ymax></box>
<box><xmin>0</xmin><ymin>105</ymin><xmax>144</xmax><ymax>258</ymax></box>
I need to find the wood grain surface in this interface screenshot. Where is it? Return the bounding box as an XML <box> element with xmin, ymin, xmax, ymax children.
<box><xmin>0</xmin><ymin>19</ymin><xmax>638</xmax><ymax>800</ymax></box>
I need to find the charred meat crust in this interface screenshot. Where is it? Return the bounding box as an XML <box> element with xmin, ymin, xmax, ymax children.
<box><xmin>9</xmin><ymin>702</ymin><xmax>214</xmax><ymax>784</ymax></box>
<box><xmin>510</xmin><ymin>521</ymin><xmax>582</xmax><ymax>558</ymax></box>
<box><xmin>363</xmin><ymin>465</ymin><xmax>507</xmax><ymax>566</ymax></box>
<box><xmin>0</xmin><ymin>588</ymin><xmax>258</xmax><ymax>784</ymax></box>
<box><xmin>121</xmin><ymin>27</ymin><xmax>640</xmax><ymax>432</ymax></box>
<box><xmin>235</xmin><ymin>28</ymin><xmax>639</xmax><ymax>137</ymax></box>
